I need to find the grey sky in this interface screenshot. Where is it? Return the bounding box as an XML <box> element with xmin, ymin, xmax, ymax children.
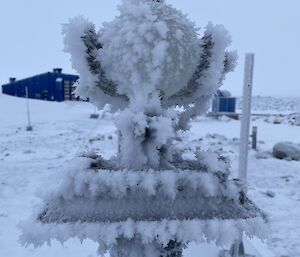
<box><xmin>0</xmin><ymin>0</ymin><xmax>299</xmax><ymax>97</ymax></box>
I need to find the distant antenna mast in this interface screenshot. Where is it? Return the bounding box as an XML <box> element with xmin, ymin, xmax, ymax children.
<box><xmin>25</xmin><ymin>86</ymin><xmax>33</xmax><ymax>131</ymax></box>
<box><xmin>239</xmin><ymin>53</ymin><xmax>255</xmax><ymax>192</ymax></box>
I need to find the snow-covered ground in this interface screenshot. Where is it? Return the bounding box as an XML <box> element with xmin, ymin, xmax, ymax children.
<box><xmin>0</xmin><ymin>93</ymin><xmax>299</xmax><ymax>257</ymax></box>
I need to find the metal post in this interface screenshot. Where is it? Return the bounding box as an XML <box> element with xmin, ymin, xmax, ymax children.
<box><xmin>251</xmin><ymin>126</ymin><xmax>257</xmax><ymax>150</ymax></box>
<box><xmin>25</xmin><ymin>87</ymin><xmax>33</xmax><ymax>131</ymax></box>
<box><xmin>237</xmin><ymin>53</ymin><xmax>255</xmax><ymax>257</ymax></box>
<box><xmin>238</xmin><ymin>53</ymin><xmax>254</xmax><ymax>192</ymax></box>
<box><xmin>219</xmin><ymin>54</ymin><xmax>255</xmax><ymax>257</ymax></box>
<box><xmin>118</xmin><ymin>129</ymin><xmax>122</xmax><ymax>156</ymax></box>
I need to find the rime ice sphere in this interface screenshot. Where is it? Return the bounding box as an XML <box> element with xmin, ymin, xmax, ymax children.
<box><xmin>100</xmin><ymin>0</ymin><xmax>200</xmax><ymax>98</ymax></box>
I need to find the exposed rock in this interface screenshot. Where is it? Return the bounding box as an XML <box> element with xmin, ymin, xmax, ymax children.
<box><xmin>273</xmin><ymin>142</ymin><xmax>300</xmax><ymax>161</ymax></box>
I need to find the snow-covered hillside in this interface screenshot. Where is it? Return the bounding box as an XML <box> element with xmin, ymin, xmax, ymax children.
<box><xmin>237</xmin><ymin>96</ymin><xmax>300</xmax><ymax>113</ymax></box>
<box><xmin>1</xmin><ymin>93</ymin><xmax>300</xmax><ymax>257</ymax></box>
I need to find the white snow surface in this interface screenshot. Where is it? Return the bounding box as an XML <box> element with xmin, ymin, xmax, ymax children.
<box><xmin>1</xmin><ymin>93</ymin><xmax>300</xmax><ymax>257</ymax></box>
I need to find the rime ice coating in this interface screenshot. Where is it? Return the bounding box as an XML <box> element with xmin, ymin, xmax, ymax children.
<box><xmin>20</xmin><ymin>1</ymin><xmax>265</xmax><ymax>256</ymax></box>
<box><xmin>19</xmin><ymin>156</ymin><xmax>266</xmax><ymax>255</ymax></box>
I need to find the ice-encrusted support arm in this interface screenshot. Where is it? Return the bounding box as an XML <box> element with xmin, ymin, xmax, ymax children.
<box><xmin>63</xmin><ymin>16</ymin><xmax>128</xmax><ymax>110</ymax></box>
<box><xmin>180</xmin><ymin>35</ymin><xmax>215</xmax><ymax>130</ymax></box>
<box><xmin>81</xmin><ymin>29</ymin><xmax>102</xmax><ymax>75</ymax></box>
<box><xmin>165</xmin><ymin>33</ymin><xmax>214</xmax><ymax>107</ymax></box>
<box><xmin>81</xmin><ymin>28</ymin><xmax>129</xmax><ymax>101</ymax></box>
<box><xmin>167</xmin><ymin>25</ymin><xmax>237</xmax><ymax>131</ymax></box>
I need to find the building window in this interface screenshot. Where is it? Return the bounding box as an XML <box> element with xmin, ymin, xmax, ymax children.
<box><xmin>41</xmin><ymin>89</ymin><xmax>48</xmax><ymax>100</ymax></box>
<box><xmin>71</xmin><ymin>80</ymin><xmax>77</xmax><ymax>100</ymax></box>
<box><xmin>64</xmin><ymin>81</ymin><xmax>70</xmax><ymax>100</ymax></box>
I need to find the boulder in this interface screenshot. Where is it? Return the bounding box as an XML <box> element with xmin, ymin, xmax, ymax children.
<box><xmin>294</xmin><ymin>115</ymin><xmax>300</xmax><ymax>126</ymax></box>
<box><xmin>273</xmin><ymin>142</ymin><xmax>300</xmax><ymax>161</ymax></box>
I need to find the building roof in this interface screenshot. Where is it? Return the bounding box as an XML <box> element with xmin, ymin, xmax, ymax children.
<box><xmin>2</xmin><ymin>69</ymin><xmax>79</xmax><ymax>87</ymax></box>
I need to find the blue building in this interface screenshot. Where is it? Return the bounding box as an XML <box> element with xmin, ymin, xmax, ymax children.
<box><xmin>1</xmin><ymin>68</ymin><xmax>79</xmax><ymax>101</ymax></box>
<box><xmin>212</xmin><ymin>90</ymin><xmax>236</xmax><ymax>113</ymax></box>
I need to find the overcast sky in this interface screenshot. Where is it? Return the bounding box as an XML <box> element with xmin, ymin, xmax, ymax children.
<box><xmin>0</xmin><ymin>0</ymin><xmax>299</xmax><ymax>97</ymax></box>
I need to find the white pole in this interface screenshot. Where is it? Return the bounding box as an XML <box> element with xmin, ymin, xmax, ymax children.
<box><xmin>224</xmin><ymin>53</ymin><xmax>255</xmax><ymax>257</ymax></box>
<box><xmin>239</xmin><ymin>53</ymin><xmax>255</xmax><ymax>192</ymax></box>
<box><xmin>25</xmin><ymin>87</ymin><xmax>32</xmax><ymax>130</ymax></box>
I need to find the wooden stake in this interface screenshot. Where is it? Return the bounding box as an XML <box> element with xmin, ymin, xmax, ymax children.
<box><xmin>26</xmin><ymin>87</ymin><xmax>33</xmax><ymax>131</ymax></box>
<box><xmin>252</xmin><ymin>126</ymin><xmax>257</xmax><ymax>150</ymax></box>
